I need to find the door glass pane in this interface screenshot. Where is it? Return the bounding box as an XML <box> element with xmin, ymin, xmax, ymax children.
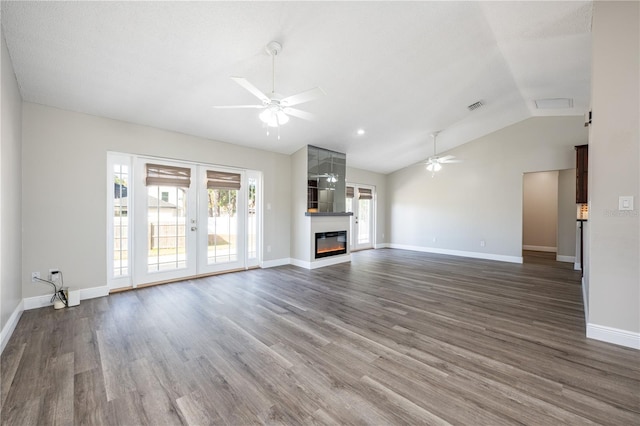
<box><xmin>207</xmin><ymin>188</ymin><xmax>238</xmax><ymax>264</ymax></box>
<box><xmin>358</xmin><ymin>198</ymin><xmax>371</xmax><ymax>244</ymax></box>
<box><xmin>248</xmin><ymin>178</ymin><xmax>257</xmax><ymax>260</ymax></box>
<box><xmin>113</xmin><ymin>164</ymin><xmax>129</xmax><ymax>277</ymax></box>
<box><xmin>148</xmin><ymin>185</ymin><xmax>188</xmax><ymax>272</ymax></box>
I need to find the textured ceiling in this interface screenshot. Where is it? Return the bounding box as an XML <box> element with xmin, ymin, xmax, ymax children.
<box><xmin>1</xmin><ymin>1</ymin><xmax>592</xmax><ymax>174</ymax></box>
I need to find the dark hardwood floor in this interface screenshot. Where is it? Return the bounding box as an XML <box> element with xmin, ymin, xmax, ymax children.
<box><xmin>2</xmin><ymin>249</ymin><xmax>639</xmax><ymax>425</ymax></box>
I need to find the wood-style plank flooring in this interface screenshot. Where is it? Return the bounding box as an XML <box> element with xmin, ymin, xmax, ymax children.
<box><xmin>2</xmin><ymin>249</ymin><xmax>639</xmax><ymax>425</ymax></box>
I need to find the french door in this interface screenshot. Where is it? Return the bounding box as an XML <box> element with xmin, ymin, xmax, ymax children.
<box><xmin>346</xmin><ymin>184</ymin><xmax>375</xmax><ymax>251</ymax></box>
<box><xmin>134</xmin><ymin>159</ymin><xmax>198</xmax><ymax>284</ymax></box>
<box><xmin>108</xmin><ymin>154</ymin><xmax>260</xmax><ymax>289</ymax></box>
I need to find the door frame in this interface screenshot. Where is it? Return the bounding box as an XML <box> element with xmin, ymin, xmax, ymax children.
<box><xmin>107</xmin><ymin>152</ymin><xmax>262</xmax><ymax>290</ymax></box>
<box><xmin>347</xmin><ymin>183</ymin><xmax>376</xmax><ymax>251</ymax></box>
<box><xmin>133</xmin><ymin>157</ymin><xmax>198</xmax><ymax>286</ymax></box>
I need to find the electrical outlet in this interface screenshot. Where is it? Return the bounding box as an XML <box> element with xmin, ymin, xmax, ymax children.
<box><xmin>267</xmin><ymin>245</ymin><xmax>272</xmax><ymax>253</ymax></box>
<box><xmin>49</xmin><ymin>269</ymin><xmax>60</xmax><ymax>282</ymax></box>
<box><xmin>31</xmin><ymin>272</ymin><xmax>40</xmax><ymax>282</ymax></box>
<box><xmin>480</xmin><ymin>240</ymin><xmax>486</xmax><ymax>247</ymax></box>
<box><xmin>432</xmin><ymin>237</ymin><xmax>437</xmax><ymax>243</ymax></box>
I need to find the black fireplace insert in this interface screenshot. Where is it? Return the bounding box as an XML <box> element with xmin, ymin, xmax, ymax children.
<box><xmin>315</xmin><ymin>231</ymin><xmax>347</xmax><ymax>259</ymax></box>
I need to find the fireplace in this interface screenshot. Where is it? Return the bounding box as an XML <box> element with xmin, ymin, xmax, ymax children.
<box><xmin>315</xmin><ymin>231</ymin><xmax>347</xmax><ymax>259</ymax></box>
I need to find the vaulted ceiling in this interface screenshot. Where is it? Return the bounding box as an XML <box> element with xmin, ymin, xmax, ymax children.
<box><xmin>1</xmin><ymin>1</ymin><xmax>592</xmax><ymax>174</ymax></box>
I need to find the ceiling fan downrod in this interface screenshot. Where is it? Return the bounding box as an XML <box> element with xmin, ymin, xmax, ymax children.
<box><xmin>265</xmin><ymin>41</ymin><xmax>282</xmax><ymax>95</ymax></box>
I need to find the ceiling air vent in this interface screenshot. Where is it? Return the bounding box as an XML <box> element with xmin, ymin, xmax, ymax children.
<box><xmin>467</xmin><ymin>101</ymin><xmax>483</xmax><ymax>111</ymax></box>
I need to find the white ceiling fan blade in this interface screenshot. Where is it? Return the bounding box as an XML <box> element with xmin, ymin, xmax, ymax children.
<box><xmin>442</xmin><ymin>159</ymin><xmax>462</xmax><ymax>164</ymax></box>
<box><xmin>438</xmin><ymin>155</ymin><xmax>455</xmax><ymax>162</ymax></box>
<box><xmin>283</xmin><ymin>107</ymin><xmax>314</xmax><ymax>121</ymax></box>
<box><xmin>281</xmin><ymin>87</ymin><xmax>325</xmax><ymax>107</ymax></box>
<box><xmin>212</xmin><ymin>104</ymin><xmax>265</xmax><ymax>109</ymax></box>
<box><xmin>230</xmin><ymin>77</ymin><xmax>270</xmax><ymax>104</ymax></box>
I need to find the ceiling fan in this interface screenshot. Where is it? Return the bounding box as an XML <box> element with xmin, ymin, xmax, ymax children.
<box><xmin>424</xmin><ymin>131</ymin><xmax>460</xmax><ymax>176</ymax></box>
<box><xmin>311</xmin><ymin>173</ymin><xmax>339</xmax><ymax>183</ymax></box>
<box><xmin>213</xmin><ymin>41</ymin><xmax>325</xmax><ymax>139</ymax></box>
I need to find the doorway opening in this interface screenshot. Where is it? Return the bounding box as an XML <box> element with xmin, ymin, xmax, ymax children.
<box><xmin>522</xmin><ymin>170</ymin><xmax>577</xmax><ymax>268</ymax></box>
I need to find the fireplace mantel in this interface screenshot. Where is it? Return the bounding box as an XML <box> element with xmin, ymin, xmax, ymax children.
<box><xmin>305</xmin><ymin>212</ymin><xmax>353</xmax><ymax>217</ymax></box>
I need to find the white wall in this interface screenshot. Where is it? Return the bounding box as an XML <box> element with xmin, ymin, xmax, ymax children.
<box><xmin>388</xmin><ymin>116</ymin><xmax>587</xmax><ymax>262</ymax></box>
<box><xmin>523</xmin><ymin>171</ymin><xmax>558</xmax><ymax>251</ymax></box>
<box><xmin>1</xmin><ymin>29</ymin><xmax>23</xmax><ymax>332</ymax></box>
<box><xmin>346</xmin><ymin>166</ymin><xmax>387</xmax><ymax>246</ymax></box>
<box><xmin>290</xmin><ymin>146</ymin><xmax>310</xmax><ymax>263</ymax></box>
<box><xmin>557</xmin><ymin>169</ymin><xmax>577</xmax><ymax>261</ymax></box>
<box><xmin>21</xmin><ymin>103</ymin><xmax>292</xmax><ymax>298</ymax></box>
<box><xmin>587</xmin><ymin>1</ymin><xmax>639</xmax><ymax>340</ymax></box>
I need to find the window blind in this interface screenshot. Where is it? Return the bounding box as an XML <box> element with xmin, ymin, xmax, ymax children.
<box><xmin>346</xmin><ymin>186</ymin><xmax>355</xmax><ymax>198</ymax></box>
<box><xmin>207</xmin><ymin>170</ymin><xmax>241</xmax><ymax>190</ymax></box>
<box><xmin>358</xmin><ymin>188</ymin><xmax>373</xmax><ymax>200</ymax></box>
<box><xmin>145</xmin><ymin>163</ymin><xmax>191</xmax><ymax>187</ymax></box>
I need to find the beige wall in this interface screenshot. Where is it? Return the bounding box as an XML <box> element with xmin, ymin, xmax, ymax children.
<box><xmin>1</xmin><ymin>29</ymin><xmax>23</xmax><ymax>331</ymax></box>
<box><xmin>388</xmin><ymin>116</ymin><xmax>587</xmax><ymax>261</ymax></box>
<box><xmin>523</xmin><ymin>171</ymin><xmax>559</xmax><ymax>251</ymax></box>
<box><xmin>588</xmin><ymin>1</ymin><xmax>639</xmax><ymax>335</ymax></box>
<box><xmin>21</xmin><ymin>103</ymin><xmax>292</xmax><ymax>298</ymax></box>
<box><xmin>557</xmin><ymin>169</ymin><xmax>577</xmax><ymax>261</ymax></box>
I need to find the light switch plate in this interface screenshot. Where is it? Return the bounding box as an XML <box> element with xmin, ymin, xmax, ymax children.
<box><xmin>619</xmin><ymin>196</ymin><xmax>634</xmax><ymax>211</ymax></box>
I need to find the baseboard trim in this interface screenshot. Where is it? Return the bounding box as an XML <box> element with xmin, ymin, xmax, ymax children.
<box><xmin>523</xmin><ymin>245</ymin><xmax>557</xmax><ymax>253</ymax></box>
<box><xmin>556</xmin><ymin>255</ymin><xmax>576</xmax><ymax>263</ymax></box>
<box><xmin>23</xmin><ymin>285</ymin><xmax>109</xmax><ymax>311</ymax></box>
<box><xmin>261</xmin><ymin>258</ymin><xmax>292</xmax><ymax>268</ymax></box>
<box><xmin>581</xmin><ymin>276</ymin><xmax>589</xmax><ymax>324</ymax></box>
<box><xmin>389</xmin><ymin>244</ymin><xmax>523</xmax><ymax>264</ymax></box>
<box><xmin>80</xmin><ymin>285</ymin><xmax>110</xmax><ymax>300</ymax></box>
<box><xmin>290</xmin><ymin>254</ymin><xmax>351</xmax><ymax>270</ymax></box>
<box><xmin>374</xmin><ymin>243</ymin><xmax>390</xmax><ymax>249</ymax></box>
<box><xmin>586</xmin><ymin>323</ymin><xmax>640</xmax><ymax>350</ymax></box>
<box><xmin>1</xmin><ymin>301</ymin><xmax>24</xmax><ymax>354</ymax></box>
<box><xmin>574</xmin><ymin>262</ymin><xmax>582</xmax><ymax>271</ymax></box>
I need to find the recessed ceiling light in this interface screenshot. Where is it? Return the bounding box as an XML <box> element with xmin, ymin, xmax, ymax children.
<box><xmin>356</xmin><ymin>129</ymin><xmax>365</xmax><ymax>135</ymax></box>
<box><xmin>534</xmin><ymin>98</ymin><xmax>574</xmax><ymax>109</ymax></box>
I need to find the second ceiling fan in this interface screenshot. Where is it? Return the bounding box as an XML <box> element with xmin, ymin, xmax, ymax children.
<box><xmin>213</xmin><ymin>41</ymin><xmax>325</xmax><ymax>139</ymax></box>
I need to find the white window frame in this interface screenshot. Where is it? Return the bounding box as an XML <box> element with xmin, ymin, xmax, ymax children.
<box><xmin>246</xmin><ymin>170</ymin><xmax>263</xmax><ymax>268</ymax></box>
<box><xmin>107</xmin><ymin>152</ymin><xmax>133</xmax><ymax>290</ymax></box>
<box><xmin>107</xmin><ymin>152</ymin><xmax>262</xmax><ymax>289</ymax></box>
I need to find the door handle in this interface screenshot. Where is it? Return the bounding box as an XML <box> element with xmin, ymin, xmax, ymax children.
<box><xmin>191</xmin><ymin>227</ymin><xmax>197</xmax><ymax>231</ymax></box>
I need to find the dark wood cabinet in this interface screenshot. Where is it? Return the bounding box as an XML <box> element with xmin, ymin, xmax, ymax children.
<box><xmin>575</xmin><ymin>144</ymin><xmax>588</xmax><ymax>203</ymax></box>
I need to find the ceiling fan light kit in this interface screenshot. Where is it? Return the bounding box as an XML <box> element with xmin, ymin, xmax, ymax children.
<box><xmin>426</xmin><ymin>162</ymin><xmax>442</xmax><ymax>173</ymax></box>
<box><xmin>213</xmin><ymin>41</ymin><xmax>324</xmax><ymax>139</ymax></box>
<box><xmin>259</xmin><ymin>107</ymin><xmax>289</xmax><ymax>127</ymax></box>
<box><xmin>424</xmin><ymin>131</ymin><xmax>460</xmax><ymax>176</ymax></box>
